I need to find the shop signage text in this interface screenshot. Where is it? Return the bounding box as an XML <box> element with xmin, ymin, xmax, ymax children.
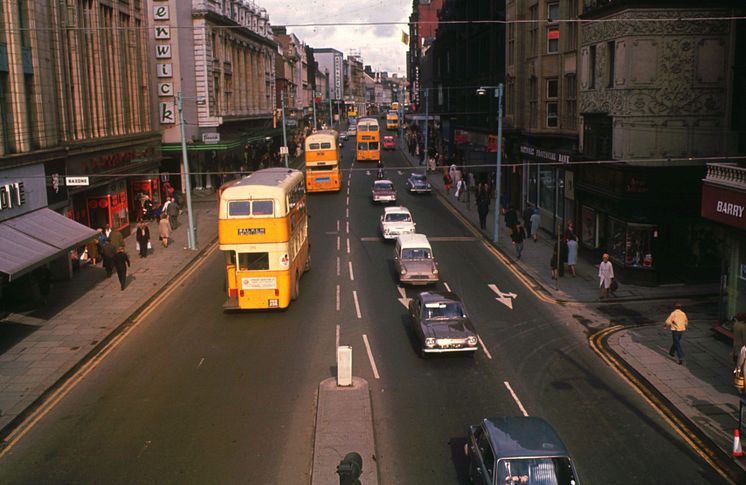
<box><xmin>0</xmin><ymin>182</ymin><xmax>25</xmax><ymax>211</ymax></box>
<box><xmin>716</xmin><ymin>201</ymin><xmax>744</xmax><ymax>218</ymax></box>
<box><xmin>65</xmin><ymin>176</ymin><xmax>90</xmax><ymax>186</ymax></box>
<box><xmin>520</xmin><ymin>145</ymin><xmax>570</xmax><ymax>164</ymax></box>
<box><xmin>701</xmin><ymin>184</ymin><xmax>746</xmax><ymax>229</ymax></box>
<box><xmin>202</xmin><ymin>133</ymin><xmax>221</xmax><ymax>144</ymax></box>
<box><xmin>153</xmin><ymin>1</ymin><xmax>175</xmax><ymax>124</ymax></box>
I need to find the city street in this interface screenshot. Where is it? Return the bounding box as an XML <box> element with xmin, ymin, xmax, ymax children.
<box><xmin>0</xmin><ymin>139</ymin><xmax>727</xmax><ymax>484</ymax></box>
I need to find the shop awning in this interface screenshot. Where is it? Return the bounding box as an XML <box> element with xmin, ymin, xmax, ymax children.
<box><xmin>0</xmin><ymin>208</ymin><xmax>98</xmax><ymax>281</ymax></box>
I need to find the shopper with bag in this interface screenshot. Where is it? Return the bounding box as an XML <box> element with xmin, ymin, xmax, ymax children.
<box><xmin>135</xmin><ymin>220</ymin><xmax>151</xmax><ymax>258</ymax></box>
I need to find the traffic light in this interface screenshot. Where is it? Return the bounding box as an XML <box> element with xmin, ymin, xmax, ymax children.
<box><xmin>336</xmin><ymin>452</ymin><xmax>362</xmax><ymax>485</ymax></box>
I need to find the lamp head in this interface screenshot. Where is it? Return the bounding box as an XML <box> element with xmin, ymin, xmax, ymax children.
<box><xmin>476</xmin><ymin>87</ymin><xmax>488</xmax><ymax>96</ymax></box>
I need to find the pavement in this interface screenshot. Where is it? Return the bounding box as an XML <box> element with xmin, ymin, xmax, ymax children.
<box><xmin>397</xmin><ymin>140</ymin><xmax>746</xmax><ymax>475</ymax></box>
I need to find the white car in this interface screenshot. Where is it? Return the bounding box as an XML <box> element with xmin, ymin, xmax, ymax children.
<box><xmin>380</xmin><ymin>206</ymin><xmax>416</xmax><ymax>240</ymax></box>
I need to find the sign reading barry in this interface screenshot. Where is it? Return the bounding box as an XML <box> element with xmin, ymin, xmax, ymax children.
<box><xmin>702</xmin><ymin>184</ymin><xmax>746</xmax><ymax>229</ymax></box>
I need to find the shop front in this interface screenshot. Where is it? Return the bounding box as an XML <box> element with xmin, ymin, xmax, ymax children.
<box><xmin>521</xmin><ymin>143</ymin><xmax>575</xmax><ymax>236</ymax></box>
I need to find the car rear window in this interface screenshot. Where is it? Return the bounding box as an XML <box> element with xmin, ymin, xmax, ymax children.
<box><xmin>385</xmin><ymin>213</ymin><xmax>411</xmax><ymax>222</ymax></box>
<box><xmin>424</xmin><ymin>302</ymin><xmax>465</xmax><ymax>319</ymax></box>
<box><xmin>496</xmin><ymin>458</ymin><xmax>577</xmax><ymax>485</ymax></box>
<box><xmin>402</xmin><ymin>248</ymin><xmax>431</xmax><ymax>260</ymax></box>
<box><xmin>375</xmin><ymin>182</ymin><xmax>393</xmax><ymax>191</ymax></box>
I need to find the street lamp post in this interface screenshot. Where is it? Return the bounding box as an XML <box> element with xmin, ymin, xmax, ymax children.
<box><xmin>477</xmin><ymin>84</ymin><xmax>504</xmax><ymax>245</ymax></box>
<box><xmin>176</xmin><ymin>92</ymin><xmax>197</xmax><ymax>250</ymax></box>
<box><xmin>281</xmin><ymin>90</ymin><xmax>289</xmax><ymax>168</ymax></box>
<box><xmin>423</xmin><ymin>89</ymin><xmax>429</xmax><ymax>175</ymax></box>
<box><xmin>312</xmin><ymin>90</ymin><xmax>317</xmax><ymax>131</ymax></box>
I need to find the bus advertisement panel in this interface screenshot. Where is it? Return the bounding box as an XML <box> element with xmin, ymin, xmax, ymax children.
<box><xmin>218</xmin><ymin>168</ymin><xmax>310</xmax><ymax>310</ymax></box>
<box><xmin>305</xmin><ymin>131</ymin><xmax>341</xmax><ymax>192</ymax></box>
<box><xmin>356</xmin><ymin>118</ymin><xmax>381</xmax><ymax>162</ymax></box>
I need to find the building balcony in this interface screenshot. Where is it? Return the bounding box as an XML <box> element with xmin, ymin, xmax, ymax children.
<box><xmin>704</xmin><ymin>163</ymin><xmax>746</xmax><ymax>191</ymax></box>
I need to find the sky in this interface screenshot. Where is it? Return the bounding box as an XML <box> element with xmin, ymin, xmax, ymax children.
<box><xmin>260</xmin><ymin>0</ymin><xmax>411</xmax><ymax>76</ymax></box>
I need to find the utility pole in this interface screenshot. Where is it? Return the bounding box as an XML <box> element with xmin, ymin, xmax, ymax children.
<box><xmin>423</xmin><ymin>89</ymin><xmax>429</xmax><ymax>175</ymax></box>
<box><xmin>176</xmin><ymin>92</ymin><xmax>197</xmax><ymax>250</ymax></box>
<box><xmin>281</xmin><ymin>90</ymin><xmax>289</xmax><ymax>168</ymax></box>
<box><xmin>328</xmin><ymin>81</ymin><xmax>333</xmax><ymax>128</ymax></box>
<box><xmin>492</xmin><ymin>84</ymin><xmax>504</xmax><ymax>246</ymax></box>
<box><xmin>312</xmin><ymin>89</ymin><xmax>317</xmax><ymax>131</ymax></box>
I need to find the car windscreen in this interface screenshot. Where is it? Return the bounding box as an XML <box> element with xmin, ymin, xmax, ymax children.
<box><xmin>424</xmin><ymin>302</ymin><xmax>465</xmax><ymax>320</ymax></box>
<box><xmin>496</xmin><ymin>457</ymin><xmax>577</xmax><ymax>485</ymax></box>
<box><xmin>385</xmin><ymin>213</ymin><xmax>411</xmax><ymax>222</ymax></box>
<box><xmin>411</xmin><ymin>174</ymin><xmax>426</xmax><ymax>181</ymax></box>
<box><xmin>401</xmin><ymin>248</ymin><xmax>431</xmax><ymax>260</ymax></box>
<box><xmin>375</xmin><ymin>182</ymin><xmax>393</xmax><ymax>191</ymax></box>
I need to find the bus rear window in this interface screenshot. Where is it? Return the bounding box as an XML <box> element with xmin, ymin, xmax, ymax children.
<box><xmin>358</xmin><ymin>142</ymin><xmax>368</xmax><ymax>150</ymax></box>
<box><xmin>229</xmin><ymin>201</ymin><xmax>251</xmax><ymax>216</ymax></box>
<box><xmin>309</xmin><ymin>143</ymin><xmax>320</xmax><ymax>150</ymax></box>
<box><xmin>369</xmin><ymin>142</ymin><xmax>379</xmax><ymax>150</ymax></box>
<box><xmin>252</xmin><ymin>200</ymin><xmax>274</xmax><ymax>216</ymax></box>
<box><xmin>320</xmin><ymin>142</ymin><xmax>332</xmax><ymax>149</ymax></box>
<box><xmin>239</xmin><ymin>252</ymin><xmax>269</xmax><ymax>271</ymax></box>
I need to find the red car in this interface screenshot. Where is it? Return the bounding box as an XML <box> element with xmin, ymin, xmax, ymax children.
<box><xmin>383</xmin><ymin>136</ymin><xmax>396</xmax><ymax>150</ymax></box>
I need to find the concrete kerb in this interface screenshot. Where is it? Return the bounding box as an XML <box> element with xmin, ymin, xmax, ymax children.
<box><xmin>594</xmin><ymin>325</ymin><xmax>746</xmax><ymax>481</ymax></box>
<box><xmin>0</xmin><ymin>234</ymin><xmax>219</xmax><ymax>444</ymax></box>
<box><xmin>312</xmin><ymin>377</ymin><xmax>379</xmax><ymax>485</ymax></box>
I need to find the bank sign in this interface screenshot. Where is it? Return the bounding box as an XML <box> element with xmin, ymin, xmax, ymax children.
<box><xmin>701</xmin><ymin>184</ymin><xmax>746</xmax><ymax>229</ymax></box>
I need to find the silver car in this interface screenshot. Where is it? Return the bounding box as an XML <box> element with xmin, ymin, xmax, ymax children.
<box><xmin>394</xmin><ymin>234</ymin><xmax>439</xmax><ymax>285</ymax></box>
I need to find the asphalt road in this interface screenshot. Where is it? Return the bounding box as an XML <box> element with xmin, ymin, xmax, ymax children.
<box><xmin>0</xmin><ymin>131</ymin><xmax>727</xmax><ymax>484</ymax></box>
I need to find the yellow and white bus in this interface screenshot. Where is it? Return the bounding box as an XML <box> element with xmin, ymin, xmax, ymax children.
<box><xmin>356</xmin><ymin>117</ymin><xmax>381</xmax><ymax>163</ymax></box>
<box><xmin>219</xmin><ymin>168</ymin><xmax>310</xmax><ymax>310</ymax></box>
<box><xmin>386</xmin><ymin>111</ymin><xmax>399</xmax><ymax>131</ymax></box>
<box><xmin>305</xmin><ymin>130</ymin><xmax>341</xmax><ymax>192</ymax></box>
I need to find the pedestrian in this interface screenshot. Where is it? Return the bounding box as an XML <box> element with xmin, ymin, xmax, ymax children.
<box><xmin>143</xmin><ymin>196</ymin><xmax>154</xmax><ymax>221</ymax></box>
<box><xmin>85</xmin><ymin>237</ymin><xmax>99</xmax><ymax>265</ymax></box>
<box><xmin>550</xmin><ymin>252</ymin><xmax>558</xmax><ymax>280</ymax></box>
<box><xmin>113</xmin><ymin>246</ymin><xmax>131</xmax><ymax>291</ymax></box>
<box><xmin>104</xmin><ymin>223</ymin><xmax>112</xmax><ymax>240</ymax></box>
<box><xmin>567</xmin><ymin>235</ymin><xmax>578</xmax><ymax>277</ymax></box>
<box><xmin>523</xmin><ymin>204</ymin><xmax>534</xmax><ymax>229</ymax></box>
<box><xmin>664</xmin><ymin>303</ymin><xmax>689</xmax><ymax>364</ymax></box>
<box><xmin>455</xmin><ymin>178</ymin><xmax>465</xmax><ymax>201</ymax></box>
<box><xmin>598</xmin><ymin>253</ymin><xmax>614</xmax><ymax>299</ymax></box>
<box><xmin>512</xmin><ymin>222</ymin><xmax>527</xmax><ymax>259</ymax></box>
<box><xmin>159</xmin><ymin>213</ymin><xmax>172</xmax><ymax>248</ymax></box>
<box><xmin>102</xmin><ymin>240</ymin><xmax>116</xmax><ymax>277</ymax></box>
<box><xmin>443</xmin><ymin>170</ymin><xmax>452</xmax><ymax>192</ymax></box>
<box><xmin>477</xmin><ymin>184</ymin><xmax>490</xmax><ymax>230</ymax></box>
<box><xmin>109</xmin><ymin>226</ymin><xmax>124</xmax><ymax>250</ymax></box>
<box><xmin>564</xmin><ymin>220</ymin><xmax>576</xmax><ymax>240</ymax></box>
<box><xmin>167</xmin><ymin>196</ymin><xmax>180</xmax><ymax>229</ymax></box>
<box><xmin>504</xmin><ymin>206</ymin><xmax>518</xmax><ymax>236</ymax></box>
<box><xmin>530</xmin><ymin>209</ymin><xmax>541</xmax><ymax>242</ymax></box>
<box><xmin>136</xmin><ymin>220</ymin><xmax>151</xmax><ymax>258</ymax></box>
<box><xmin>96</xmin><ymin>228</ymin><xmax>107</xmax><ymax>257</ymax></box>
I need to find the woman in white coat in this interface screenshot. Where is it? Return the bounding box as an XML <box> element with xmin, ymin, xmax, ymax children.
<box><xmin>598</xmin><ymin>253</ymin><xmax>614</xmax><ymax>299</ymax></box>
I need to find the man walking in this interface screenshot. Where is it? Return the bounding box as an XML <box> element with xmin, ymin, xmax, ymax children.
<box><xmin>664</xmin><ymin>303</ymin><xmax>688</xmax><ymax>364</ymax></box>
<box><xmin>167</xmin><ymin>197</ymin><xmax>180</xmax><ymax>229</ymax></box>
<box><xmin>476</xmin><ymin>183</ymin><xmax>490</xmax><ymax>230</ymax></box>
<box><xmin>101</xmin><ymin>240</ymin><xmax>116</xmax><ymax>277</ymax></box>
<box><xmin>113</xmin><ymin>246</ymin><xmax>131</xmax><ymax>291</ymax></box>
<box><xmin>512</xmin><ymin>223</ymin><xmax>526</xmax><ymax>259</ymax></box>
<box><xmin>135</xmin><ymin>220</ymin><xmax>150</xmax><ymax>258</ymax></box>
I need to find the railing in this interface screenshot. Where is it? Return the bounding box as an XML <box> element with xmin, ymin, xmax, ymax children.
<box><xmin>705</xmin><ymin>163</ymin><xmax>746</xmax><ymax>189</ymax></box>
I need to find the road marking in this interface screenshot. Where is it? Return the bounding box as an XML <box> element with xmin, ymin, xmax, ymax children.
<box><xmin>346</xmin><ymin>207</ymin><xmax>349</xmax><ymax>218</ymax></box>
<box><xmin>337</xmin><ymin>219</ymin><xmax>340</xmax><ymax>232</ymax></box>
<box><xmin>346</xmin><ymin>238</ymin><xmax>351</xmax><ymax>254</ymax></box>
<box><xmin>336</xmin><ymin>324</ymin><xmax>340</xmax><ymax>350</ymax></box>
<box><xmin>488</xmin><ymin>284</ymin><xmax>518</xmax><ymax>310</ymax></box>
<box><xmin>336</xmin><ymin>285</ymin><xmax>341</xmax><ymax>311</ymax></box>
<box><xmin>477</xmin><ymin>336</ymin><xmax>492</xmax><ymax>360</ymax></box>
<box><xmin>336</xmin><ymin>257</ymin><xmax>340</xmax><ymax>276</ymax></box>
<box><xmin>346</xmin><ymin>221</ymin><xmax>350</xmax><ymax>234</ymax></box>
<box><xmin>362</xmin><ymin>334</ymin><xmax>380</xmax><ymax>379</ymax></box>
<box><xmin>337</xmin><ymin>236</ymin><xmax>340</xmax><ymax>251</ymax></box>
<box><xmin>348</xmin><ymin>261</ymin><xmax>355</xmax><ymax>281</ymax></box>
<box><xmin>346</xmin><ymin>196</ymin><xmax>350</xmax><ymax>206</ymax></box>
<box><xmin>0</xmin><ymin>241</ymin><xmax>219</xmax><ymax>458</ymax></box>
<box><xmin>443</xmin><ymin>282</ymin><xmax>451</xmax><ymax>292</ymax></box>
<box><xmin>397</xmin><ymin>170</ymin><xmax>404</xmax><ymax>176</ymax></box>
<box><xmin>397</xmin><ymin>286</ymin><xmax>411</xmax><ymax>309</ymax></box>
<box><xmin>504</xmin><ymin>381</ymin><xmax>529</xmax><ymax>417</ymax></box>
<box><xmin>365</xmin><ymin>170</ymin><xmax>371</xmax><ymax>176</ymax></box>
<box><xmin>353</xmin><ymin>290</ymin><xmax>362</xmax><ymax>319</ymax></box>
<box><xmin>197</xmin><ymin>357</ymin><xmax>205</xmax><ymax>369</ymax></box>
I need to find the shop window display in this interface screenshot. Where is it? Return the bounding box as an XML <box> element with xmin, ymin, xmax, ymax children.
<box><xmin>539</xmin><ymin>167</ymin><xmax>555</xmax><ymax>213</ymax></box>
<box><xmin>607</xmin><ymin>218</ymin><xmax>656</xmax><ymax>269</ymax></box>
<box><xmin>581</xmin><ymin>206</ymin><xmax>597</xmax><ymax>248</ymax></box>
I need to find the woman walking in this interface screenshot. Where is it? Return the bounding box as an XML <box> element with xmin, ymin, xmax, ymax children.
<box><xmin>567</xmin><ymin>235</ymin><xmax>578</xmax><ymax>276</ymax></box>
<box><xmin>598</xmin><ymin>253</ymin><xmax>614</xmax><ymax>299</ymax></box>
<box><xmin>159</xmin><ymin>213</ymin><xmax>172</xmax><ymax>248</ymax></box>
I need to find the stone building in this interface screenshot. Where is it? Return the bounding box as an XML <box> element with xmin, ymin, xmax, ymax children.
<box><xmin>150</xmin><ymin>0</ymin><xmax>277</xmax><ymax>189</ymax></box>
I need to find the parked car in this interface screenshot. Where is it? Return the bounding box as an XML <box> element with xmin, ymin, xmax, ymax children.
<box><xmin>383</xmin><ymin>135</ymin><xmax>396</xmax><ymax>150</ymax></box>
<box><xmin>406</xmin><ymin>172</ymin><xmax>432</xmax><ymax>193</ymax></box>
<box><xmin>394</xmin><ymin>233</ymin><xmax>439</xmax><ymax>285</ymax></box>
<box><xmin>380</xmin><ymin>206</ymin><xmax>416</xmax><ymax>240</ymax></box>
<box><xmin>407</xmin><ymin>291</ymin><xmax>478</xmax><ymax>357</ymax></box>
<box><xmin>371</xmin><ymin>179</ymin><xmax>396</xmax><ymax>204</ymax></box>
<box><xmin>465</xmin><ymin>416</ymin><xmax>580</xmax><ymax>485</ymax></box>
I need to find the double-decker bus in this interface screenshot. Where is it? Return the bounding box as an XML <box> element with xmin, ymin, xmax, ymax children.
<box><xmin>219</xmin><ymin>168</ymin><xmax>310</xmax><ymax>310</ymax></box>
<box><xmin>356</xmin><ymin>117</ymin><xmax>381</xmax><ymax>163</ymax></box>
<box><xmin>305</xmin><ymin>130</ymin><xmax>341</xmax><ymax>192</ymax></box>
<box><xmin>391</xmin><ymin>102</ymin><xmax>400</xmax><ymax>111</ymax></box>
<box><xmin>386</xmin><ymin>111</ymin><xmax>399</xmax><ymax>131</ymax></box>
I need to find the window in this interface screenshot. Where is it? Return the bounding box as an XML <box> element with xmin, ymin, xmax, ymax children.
<box><xmin>547</xmin><ymin>3</ymin><xmax>560</xmax><ymax>22</ymax></box>
<box><xmin>607</xmin><ymin>41</ymin><xmax>615</xmax><ymax>88</ymax></box>
<box><xmin>589</xmin><ymin>45</ymin><xmax>597</xmax><ymax>89</ymax></box>
<box><xmin>547</xmin><ymin>27</ymin><xmax>560</xmax><ymax>54</ymax></box>
<box><xmin>228</xmin><ymin>201</ymin><xmax>251</xmax><ymax>216</ymax></box>
<box><xmin>547</xmin><ymin>78</ymin><xmax>559</xmax><ymax>99</ymax></box>
<box><xmin>228</xmin><ymin>200</ymin><xmax>274</xmax><ymax>216</ymax></box>
<box><xmin>24</xmin><ymin>74</ymin><xmax>36</xmax><ymax>149</ymax></box>
<box><xmin>507</xmin><ymin>23</ymin><xmax>515</xmax><ymax>66</ymax></box>
<box><xmin>401</xmin><ymin>248</ymin><xmax>431</xmax><ymax>260</ymax></box>
<box><xmin>320</xmin><ymin>142</ymin><xmax>332</xmax><ymax>149</ymax></box>
<box><xmin>547</xmin><ymin>102</ymin><xmax>559</xmax><ymax>128</ymax></box>
<box><xmin>507</xmin><ymin>79</ymin><xmax>515</xmax><ymax>116</ymax></box>
<box><xmin>252</xmin><ymin>200</ymin><xmax>274</xmax><ymax>216</ymax></box>
<box><xmin>238</xmin><ymin>252</ymin><xmax>269</xmax><ymax>271</ymax></box>
<box><xmin>567</xmin><ymin>0</ymin><xmax>578</xmax><ymax>50</ymax></box>
<box><xmin>369</xmin><ymin>141</ymin><xmax>379</xmax><ymax>150</ymax></box>
<box><xmin>309</xmin><ymin>143</ymin><xmax>320</xmax><ymax>150</ymax></box>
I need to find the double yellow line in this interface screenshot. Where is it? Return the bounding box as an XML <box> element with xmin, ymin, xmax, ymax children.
<box><xmin>0</xmin><ymin>242</ymin><xmax>218</xmax><ymax>458</ymax></box>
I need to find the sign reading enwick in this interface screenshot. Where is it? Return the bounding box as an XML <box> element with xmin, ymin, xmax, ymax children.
<box><xmin>65</xmin><ymin>176</ymin><xmax>90</xmax><ymax>186</ymax></box>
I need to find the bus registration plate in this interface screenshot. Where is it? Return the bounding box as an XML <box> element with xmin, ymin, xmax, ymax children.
<box><xmin>242</xmin><ymin>277</ymin><xmax>277</xmax><ymax>289</ymax></box>
<box><xmin>316</xmin><ymin>177</ymin><xmax>330</xmax><ymax>183</ymax></box>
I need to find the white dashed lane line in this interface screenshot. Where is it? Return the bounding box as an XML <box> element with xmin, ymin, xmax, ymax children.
<box><xmin>348</xmin><ymin>261</ymin><xmax>355</xmax><ymax>281</ymax></box>
<box><xmin>352</xmin><ymin>290</ymin><xmax>362</xmax><ymax>319</ymax></box>
<box><xmin>504</xmin><ymin>381</ymin><xmax>529</xmax><ymax>417</ymax></box>
<box><xmin>346</xmin><ymin>238</ymin><xmax>351</xmax><ymax>254</ymax></box>
<box><xmin>443</xmin><ymin>282</ymin><xmax>451</xmax><ymax>292</ymax></box>
<box><xmin>336</xmin><ymin>257</ymin><xmax>340</xmax><ymax>276</ymax></box>
<box><xmin>362</xmin><ymin>334</ymin><xmax>380</xmax><ymax>379</ymax></box>
<box><xmin>337</xmin><ymin>236</ymin><xmax>340</xmax><ymax>251</ymax></box>
<box><xmin>336</xmin><ymin>285</ymin><xmax>341</xmax><ymax>312</ymax></box>
<box><xmin>478</xmin><ymin>336</ymin><xmax>492</xmax><ymax>360</ymax></box>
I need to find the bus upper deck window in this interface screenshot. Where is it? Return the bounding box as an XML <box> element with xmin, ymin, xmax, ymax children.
<box><xmin>252</xmin><ymin>200</ymin><xmax>274</xmax><ymax>216</ymax></box>
<box><xmin>370</xmin><ymin>125</ymin><xmax>379</xmax><ymax>131</ymax></box>
<box><xmin>229</xmin><ymin>201</ymin><xmax>251</xmax><ymax>216</ymax></box>
<box><xmin>359</xmin><ymin>125</ymin><xmax>368</xmax><ymax>131</ymax></box>
<box><xmin>238</xmin><ymin>252</ymin><xmax>269</xmax><ymax>271</ymax></box>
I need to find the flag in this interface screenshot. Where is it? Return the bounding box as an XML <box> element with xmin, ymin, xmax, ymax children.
<box><xmin>401</xmin><ymin>31</ymin><xmax>409</xmax><ymax>45</ymax></box>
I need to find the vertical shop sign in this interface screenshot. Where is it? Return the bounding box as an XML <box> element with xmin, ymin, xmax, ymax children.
<box><xmin>153</xmin><ymin>1</ymin><xmax>175</xmax><ymax>124</ymax></box>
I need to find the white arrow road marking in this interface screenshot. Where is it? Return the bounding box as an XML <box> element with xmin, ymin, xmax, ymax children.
<box><xmin>488</xmin><ymin>284</ymin><xmax>518</xmax><ymax>310</ymax></box>
<box><xmin>397</xmin><ymin>170</ymin><xmax>404</xmax><ymax>176</ymax></box>
<box><xmin>397</xmin><ymin>286</ymin><xmax>411</xmax><ymax>309</ymax></box>
<box><xmin>365</xmin><ymin>170</ymin><xmax>371</xmax><ymax>176</ymax></box>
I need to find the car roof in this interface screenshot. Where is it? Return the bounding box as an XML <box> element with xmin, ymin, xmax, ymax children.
<box><xmin>481</xmin><ymin>417</ymin><xmax>570</xmax><ymax>459</ymax></box>
<box><xmin>418</xmin><ymin>290</ymin><xmax>462</xmax><ymax>305</ymax></box>
<box><xmin>374</xmin><ymin>179</ymin><xmax>393</xmax><ymax>185</ymax></box>
<box><xmin>410</xmin><ymin>172</ymin><xmax>426</xmax><ymax>177</ymax></box>
<box><xmin>397</xmin><ymin>233</ymin><xmax>430</xmax><ymax>248</ymax></box>
<box><xmin>384</xmin><ymin>135</ymin><xmax>394</xmax><ymax>139</ymax></box>
<box><xmin>383</xmin><ymin>206</ymin><xmax>411</xmax><ymax>214</ymax></box>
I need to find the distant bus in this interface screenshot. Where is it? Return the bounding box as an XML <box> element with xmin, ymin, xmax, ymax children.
<box><xmin>391</xmin><ymin>102</ymin><xmax>400</xmax><ymax>111</ymax></box>
<box><xmin>305</xmin><ymin>130</ymin><xmax>341</xmax><ymax>192</ymax></box>
<box><xmin>356</xmin><ymin>118</ymin><xmax>381</xmax><ymax>162</ymax></box>
<box><xmin>218</xmin><ymin>168</ymin><xmax>310</xmax><ymax>310</ymax></box>
<box><xmin>386</xmin><ymin>111</ymin><xmax>399</xmax><ymax>131</ymax></box>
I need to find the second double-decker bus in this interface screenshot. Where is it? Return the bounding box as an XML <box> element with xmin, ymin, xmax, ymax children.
<box><xmin>356</xmin><ymin>117</ymin><xmax>381</xmax><ymax>163</ymax></box>
<box><xmin>219</xmin><ymin>168</ymin><xmax>310</xmax><ymax>310</ymax></box>
<box><xmin>305</xmin><ymin>130</ymin><xmax>341</xmax><ymax>192</ymax></box>
<box><xmin>386</xmin><ymin>111</ymin><xmax>399</xmax><ymax>131</ymax></box>
<box><xmin>391</xmin><ymin>102</ymin><xmax>400</xmax><ymax>111</ymax></box>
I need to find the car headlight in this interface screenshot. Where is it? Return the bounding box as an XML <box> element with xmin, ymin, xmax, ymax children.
<box><xmin>427</xmin><ymin>184</ymin><xmax>431</xmax><ymax>189</ymax></box>
<box><xmin>425</xmin><ymin>338</ymin><xmax>436</xmax><ymax>348</ymax></box>
<box><xmin>400</xmin><ymin>268</ymin><xmax>407</xmax><ymax>275</ymax></box>
<box><xmin>467</xmin><ymin>336</ymin><xmax>478</xmax><ymax>347</ymax></box>
<box><xmin>433</xmin><ymin>267</ymin><xmax>439</xmax><ymax>274</ymax></box>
